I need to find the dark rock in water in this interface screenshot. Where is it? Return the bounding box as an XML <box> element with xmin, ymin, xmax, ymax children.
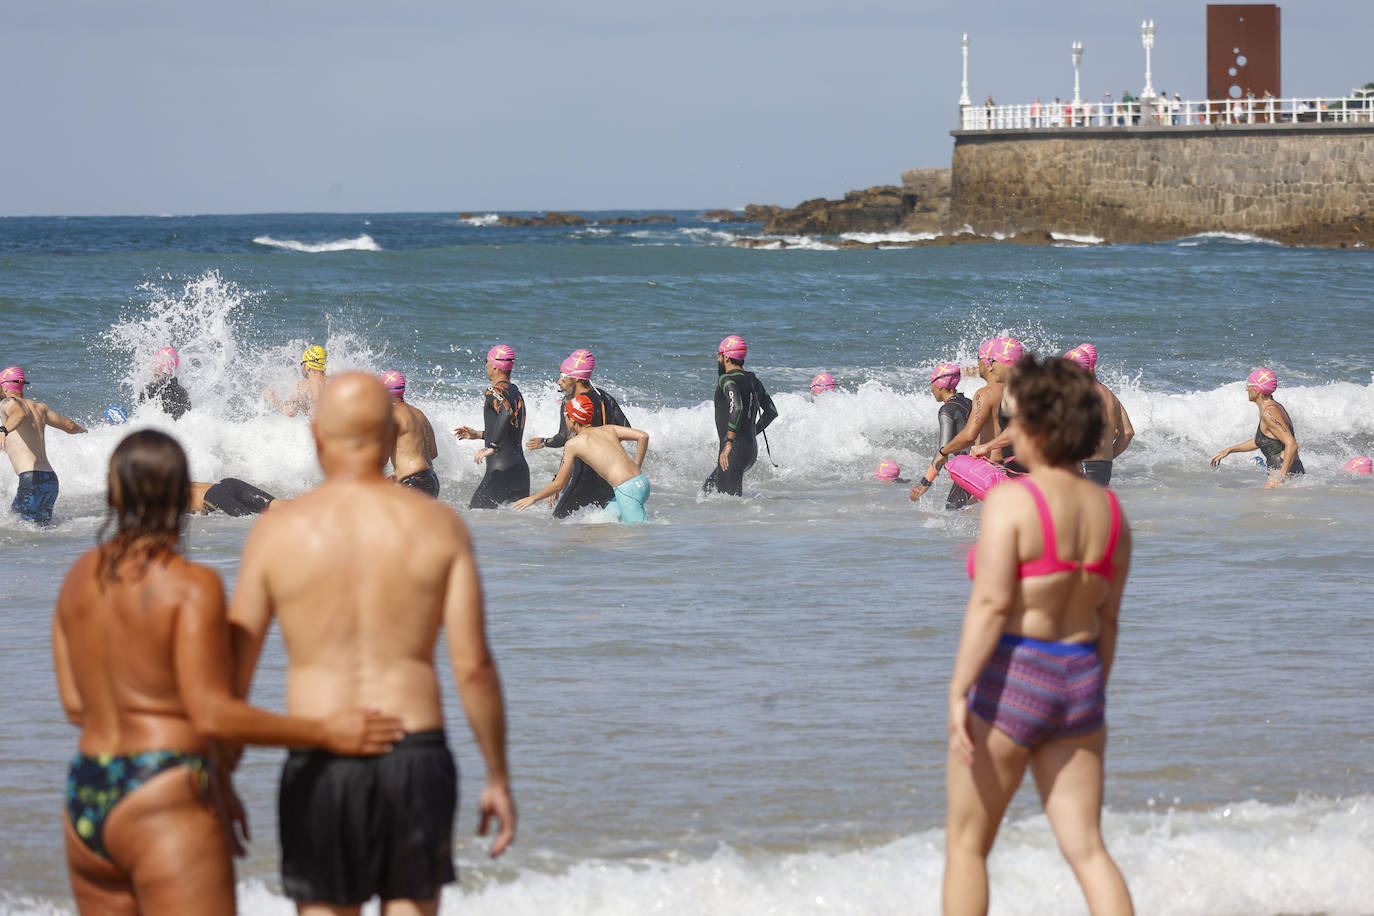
<box><xmin>743</xmin><ymin>204</ymin><xmax>783</xmax><ymax>222</ymax></box>
<box><xmin>497</xmin><ymin>212</ymin><xmax>589</xmax><ymax>227</ymax></box>
<box><xmin>595</xmin><ymin>214</ymin><xmax>678</xmax><ymax>225</ymax></box>
<box><xmin>458</xmin><ymin>212</ymin><xmax>483</xmax><ymax>220</ymax></box>
<box><xmin>701</xmin><ymin>209</ymin><xmax>751</xmax><ymax>223</ymax></box>
<box><xmin>762</xmin><ymin>185</ymin><xmax>918</xmax><ymax>235</ymax></box>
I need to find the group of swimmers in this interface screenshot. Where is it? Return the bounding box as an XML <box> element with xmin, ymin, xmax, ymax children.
<box><xmin>4</xmin><ymin>328</ymin><xmax>1367</xmax><ymax>530</ymax></box>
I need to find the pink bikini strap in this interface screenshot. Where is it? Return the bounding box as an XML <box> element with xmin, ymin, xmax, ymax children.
<box><xmin>1017</xmin><ymin>478</ymin><xmax>1060</xmax><ymax>560</ymax></box>
<box><xmin>1080</xmin><ymin>488</ymin><xmax>1122</xmax><ymax>578</ymax></box>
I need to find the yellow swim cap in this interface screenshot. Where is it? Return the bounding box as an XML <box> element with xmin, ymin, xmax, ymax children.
<box><xmin>301</xmin><ymin>345</ymin><xmax>327</xmax><ymax>371</ymax></box>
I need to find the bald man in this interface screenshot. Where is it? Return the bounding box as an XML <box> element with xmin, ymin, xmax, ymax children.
<box><xmin>228</xmin><ymin>373</ymin><xmax>515</xmax><ymax>914</ymax></box>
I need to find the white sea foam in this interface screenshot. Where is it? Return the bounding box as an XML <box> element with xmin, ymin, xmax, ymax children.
<box><xmin>251</xmin><ymin>234</ymin><xmax>381</xmax><ymax>253</ymax></box>
<box><xmin>839</xmin><ymin>230</ymin><xmax>940</xmax><ymax>244</ymax></box>
<box><xmin>1176</xmin><ymin>231</ymin><xmax>1285</xmax><ymax>247</ymax></box>
<box><xmin>1050</xmin><ymin>231</ymin><xmax>1105</xmax><ymax>245</ymax></box>
<box><xmin>458</xmin><ymin>214</ymin><xmax>500</xmax><ymax>227</ymax></box>
<box><xmin>4</xmin><ymin>795</ymin><xmax>1368</xmax><ymax>915</ymax></box>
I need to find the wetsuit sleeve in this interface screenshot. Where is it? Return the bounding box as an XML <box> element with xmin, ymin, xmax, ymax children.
<box><xmin>484</xmin><ymin>389</ymin><xmax>512</xmax><ymax>448</ymax></box>
<box><xmin>938</xmin><ymin>407</ymin><xmax>959</xmax><ymax>450</ymax></box>
<box><xmin>755</xmin><ymin>381</ymin><xmax>778</xmax><ymax>433</ymax></box>
<box><xmin>544</xmin><ymin>411</ymin><xmax>570</xmax><ymax>449</ymax></box>
<box><xmin>722</xmin><ymin>377</ymin><xmax>744</xmax><ymax>434</ymax></box>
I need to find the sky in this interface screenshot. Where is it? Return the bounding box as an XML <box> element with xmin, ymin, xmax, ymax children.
<box><xmin>3</xmin><ymin>0</ymin><xmax>1371</xmax><ymax>215</ymax></box>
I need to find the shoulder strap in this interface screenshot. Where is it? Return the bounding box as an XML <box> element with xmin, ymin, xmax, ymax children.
<box><xmin>1016</xmin><ymin>478</ymin><xmax>1060</xmax><ymax>562</ymax></box>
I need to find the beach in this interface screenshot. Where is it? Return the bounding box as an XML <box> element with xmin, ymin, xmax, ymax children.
<box><xmin>1</xmin><ymin>213</ymin><xmax>1372</xmax><ymax>914</ymax></box>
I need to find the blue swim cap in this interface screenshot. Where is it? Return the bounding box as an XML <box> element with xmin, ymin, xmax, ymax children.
<box><xmin>104</xmin><ymin>405</ymin><xmax>128</xmax><ymax>425</ymax></box>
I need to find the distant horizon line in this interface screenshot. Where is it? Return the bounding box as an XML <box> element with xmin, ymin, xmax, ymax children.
<box><xmin>0</xmin><ymin>206</ymin><xmax>764</xmax><ymax>220</ymax></box>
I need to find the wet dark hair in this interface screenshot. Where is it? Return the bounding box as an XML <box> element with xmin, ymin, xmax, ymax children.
<box><xmin>98</xmin><ymin>430</ymin><xmax>190</xmax><ymax>582</ymax></box>
<box><xmin>1008</xmin><ymin>354</ymin><xmax>1104</xmax><ymax>466</ymax></box>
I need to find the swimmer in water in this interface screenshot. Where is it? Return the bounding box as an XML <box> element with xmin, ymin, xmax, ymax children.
<box><xmin>810</xmin><ymin>373</ymin><xmax>836</xmax><ymax>400</ymax></box>
<box><xmin>1210</xmin><ymin>367</ymin><xmax>1304</xmax><ymax>487</ymax></box>
<box><xmin>1064</xmin><ymin>344</ymin><xmax>1133</xmax><ymax>486</ymax></box>
<box><xmin>526</xmin><ymin>349</ymin><xmax>630</xmax><ymax>516</ymax></box>
<box><xmin>138</xmin><ymin>346</ymin><xmax>191</xmax><ymax>420</ymax></box>
<box><xmin>0</xmin><ymin>366</ymin><xmax>88</xmax><ymax>525</ymax></box>
<box><xmin>702</xmin><ymin>335</ymin><xmax>778</xmax><ymax>497</ymax></box>
<box><xmin>381</xmin><ymin>370</ymin><xmax>440</xmax><ymax>498</ymax></box>
<box><xmin>189</xmin><ymin>479</ymin><xmax>281</xmax><ymax>516</ymax></box>
<box><xmin>927</xmin><ymin>340</ymin><xmax>1003</xmax><ymax>486</ymax></box>
<box><xmin>266</xmin><ymin>345</ymin><xmax>329</xmax><ymax>417</ymax></box>
<box><xmin>986</xmin><ymin>337</ymin><xmax>1026</xmax><ymax>472</ymax></box>
<box><xmin>875</xmin><ymin>459</ymin><xmax>909</xmax><ymax>484</ymax></box>
<box><xmin>455</xmin><ymin>345</ymin><xmax>531</xmax><ymax>508</ymax></box>
<box><xmin>514</xmin><ymin>395</ymin><xmax>650</xmax><ymax>522</ymax></box>
<box><xmin>910</xmin><ymin>362</ymin><xmax>975</xmax><ymax>508</ymax></box>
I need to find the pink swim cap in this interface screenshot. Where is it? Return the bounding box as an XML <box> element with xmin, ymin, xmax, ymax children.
<box><xmin>811</xmin><ymin>372</ymin><xmax>835</xmax><ymax>395</ymax></box>
<box><xmin>380</xmin><ymin>370</ymin><xmax>406</xmax><ymax>397</ymax></box>
<box><xmin>155</xmin><ymin>346</ymin><xmax>180</xmax><ymax>374</ymax></box>
<box><xmin>561</xmin><ymin>349</ymin><xmax>595</xmax><ymax>380</ymax></box>
<box><xmin>487</xmin><ymin>344</ymin><xmax>515</xmax><ymax>370</ymax></box>
<box><xmin>1247</xmin><ymin>368</ymin><xmax>1278</xmax><ymax>395</ymax></box>
<box><xmin>929</xmin><ymin>361</ymin><xmax>961</xmax><ymax>390</ymax></box>
<box><xmin>565</xmin><ymin>394</ymin><xmax>595</xmax><ymax>425</ymax></box>
<box><xmin>0</xmin><ymin>367</ymin><xmax>26</xmax><ymax>393</ymax></box>
<box><xmin>718</xmin><ymin>335</ymin><xmax>748</xmax><ymax>361</ymax></box>
<box><xmin>977</xmin><ymin>339</ymin><xmax>998</xmax><ymax>363</ymax></box>
<box><xmin>875</xmin><ymin>459</ymin><xmax>900</xmax><ymax>481</ymax></box>
<box><xmin>990</xmin><ymin>338</ymin><xmax>1024</xmax><ymax>365</ymax></box>
<box><xmin>1343</xmin><ymin>456</ymin><xmax>1372</xmax><ymax>475</ymax></box>
<box><xmin>1064</xmin><ymin>342</ymin><xmax>1097</xmax><ymax>372</ymax></box>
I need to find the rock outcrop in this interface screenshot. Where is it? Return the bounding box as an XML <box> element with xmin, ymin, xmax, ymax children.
<box><xmin>595</xmin><ymin>214</ymin><xmax>677</xmax><ymax>225</ymax></box>
<box><xmin>496</xmin><ymin>212</ymin><xmax>589</xmax><ymax>227</ymax></box>
<box><xmin>758</xmin><ymin>170</ymin><xmax>952</xmax><ymax>236</ymax></box>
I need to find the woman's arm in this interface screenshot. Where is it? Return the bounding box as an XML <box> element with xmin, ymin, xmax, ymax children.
<box><xmin>1263</xmin><ymin>406</ymin><xmax>1301</xmax><ymax>480</ymax></box>
<box><xmin>51</xmin><ymin>603</ymin><xmax>83</xmax><ymax>726</ymax></box>
<box><xmin>947</xmin><ymin>486</ymin><xmax>1022</xmax><ymax>765</ymax></box>
<box><xmin>1210</xmin><ymin>438</ymin><xmax>1257</xmax><ymax>466</ymax></box>
<box><xmin>1096</xmin><ymin>516</ymin><xmax>1131</xmax><ymax>685</ymax></box>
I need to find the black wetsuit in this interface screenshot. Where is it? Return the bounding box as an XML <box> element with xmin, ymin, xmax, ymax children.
<box><xmin>202</xmin><ymin>478</ymin><xmax>276</xmax><ymax>516</ymax></box>
<box><xmin>1256</xmin><ymin>422</ymin><xmax>1304</xmax><ymax>475</ymax></box>
<box><xmin>140</xmin><ymin>377</ymin><xmax>191</xmax><ymax>420</ymax></box>
<box><xmin>398</xmin><ymin>467</ymin><xmax>441</xmax><ymax>498</ymax></box>
<box><xmin>540</xmin><ymin>385</ymin><xmax>629</xmax><ymax>518</ymax></box>
<box><xmin>938</xmin><ymin>393</ymin><xmax>975</xmax><ymax>509</ymax></box>
<box><xmin>703</xmin><ymin>368</ymin><xmax>778</xmax><ymax>497</ymax></box>
<box><xmin>469</xmin><ymin>380</ymin><xmax>530</xmax><ymax>509</ymax></box>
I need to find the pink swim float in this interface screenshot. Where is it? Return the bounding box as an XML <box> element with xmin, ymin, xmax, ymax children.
<box><xmin>945</xmin><ymin>455</ymin><xmax>1013</xmax><ymax>500</ymax></box>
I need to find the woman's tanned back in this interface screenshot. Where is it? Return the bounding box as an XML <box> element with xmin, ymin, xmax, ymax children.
<box><xmin>56</xmin><ymin>549</ymin><xmax>220</xmax><ymax>756</ymax></box>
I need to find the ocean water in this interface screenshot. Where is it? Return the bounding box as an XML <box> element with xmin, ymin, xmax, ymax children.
<box><xmin>1</xmin><ymin>212</ymin><xmax>1372</xmax><ymax>914</ymax></box>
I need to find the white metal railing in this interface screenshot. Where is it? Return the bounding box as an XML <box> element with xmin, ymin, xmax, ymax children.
<box><xmin>960</xmin><ymin>95</ymin><xmax>1374</xmax><ymax>131</ymax></box>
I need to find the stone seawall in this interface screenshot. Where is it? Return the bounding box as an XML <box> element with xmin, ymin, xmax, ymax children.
<box><xmin>949</xmin><ymin>124</ymin><xmax>1374</xmax><ymax>247</ymax></box>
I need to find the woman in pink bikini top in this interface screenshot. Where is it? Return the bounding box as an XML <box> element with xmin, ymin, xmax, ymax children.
<box><xmin>943</xmin><ymin>353</ymin><xmax>1135</xmax><ymax>916</ymax></box>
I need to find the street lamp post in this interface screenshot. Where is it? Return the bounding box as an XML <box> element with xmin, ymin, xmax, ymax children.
<box><xmin>1072</xmin><ymin>41</ymin><xmax>1083</xmax><ymax>107</ymax></box>
<box><xmin>959</xmin><ymin>33</ymin><xmax>971</xmax><ymax>108</ymax></box>
<box><xmin>1140</xmin><ymin>20</ymin><xmax>1156</xmax><ymax>101</ymax></box>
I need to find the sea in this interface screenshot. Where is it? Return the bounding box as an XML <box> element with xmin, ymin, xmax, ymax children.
<box><xmin>0</xmin><ymin>212</ymin><xmax>1371</xmax><ymax>915</ymax></box>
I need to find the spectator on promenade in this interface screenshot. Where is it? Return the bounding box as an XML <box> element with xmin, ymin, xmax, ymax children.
<box><xmin>1101</xmin><ymin>92</ymin><xmax>1113</xmax><ymax>126</ymax></box>
<box><xmin>1031</xmin><ymin>97</ymin><xmax>1042</xmax><ymax>127</ymax></box>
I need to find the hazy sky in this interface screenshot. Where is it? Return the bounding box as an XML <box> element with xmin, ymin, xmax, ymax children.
<box><xmin>4</xmin><ymin>0</ymin><xmax>1371</xmax><ymax>215</ymax></box>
